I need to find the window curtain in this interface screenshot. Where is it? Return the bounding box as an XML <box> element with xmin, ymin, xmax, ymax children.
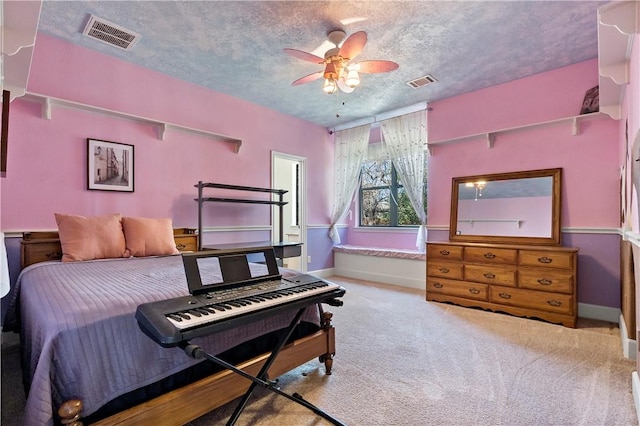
<box><xmin>380</xmin><ymin>110</ymin><xmax>428</xmax><ymax>250</ymax></box>
<box><xmin>329</xmin><ymin>124</ymin><xmax>370</xmax><ymax>244</ymax></box>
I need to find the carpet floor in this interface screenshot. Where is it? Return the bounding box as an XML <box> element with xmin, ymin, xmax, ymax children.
<box><xmin>2</xmin><ymin>276</ymin><xmax>637</xmax><ymax>425</ymax></box>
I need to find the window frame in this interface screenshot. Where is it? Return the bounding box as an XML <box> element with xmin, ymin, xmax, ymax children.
<box><xmin>358</xmin><ymin>159</ymin><xmax>418</xmax><ymax>228</ymax></box>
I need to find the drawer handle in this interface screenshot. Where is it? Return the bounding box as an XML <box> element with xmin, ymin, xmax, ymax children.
<box><xmin>176</xmin><ymin>243</ymin><xmax>186</xmax><ymax>250</ymax></box>
<box><xmin>484</xmin><ymin>272</ymin><xmax>495</xmax><ymax>279</ymax></box>
<box><xmin>537</xmin><ymin>256</ymin><xmax>553</xmax><ymax>264</ymax></box>
<box><xmin>439</xmin><ymin>267</ymin><xmax>450</xmax><ymax>273</ymax></box>
<box><xmin>498</xmin><ymin>292</ymin><xmax>511</xmax><ymax>299</ymax></box>
<box><xmin>484</xmin><ymin>253</ymin><xmax>496</xmax><ymax>259</ymax></box>
<box><xmin>537</xmin><ymin>278</ymin><xmax>552</xmax><ymax>285</ymax></box>
<box><xmin>469</xmin><ymin>288</ymin><xmax>480</xmax><ymax>295</ymax></box>
<box><xmin>433</xmin><ymin>283</ymin><xmax>444</xmax><ymax>289</ymax></box>
<box><xmin>547</xmin><ymin>300</ymin><xmax>562</xmax><ymax>307</ymax></box>
<box><xmin>440</xmin><ymin>250</ymin><xmax>450</xmax><ymax>255</ymax></box>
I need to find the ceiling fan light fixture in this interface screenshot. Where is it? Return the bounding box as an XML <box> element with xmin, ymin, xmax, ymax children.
<box><xmin>345</xmin><ymin>69</ymin><xmax>360</xmax><ymax>87</ymax></box>
<box><xmin>323</xmin><ymin>78</ymin><xmax>337</xmax><ymax>94</ymax></box>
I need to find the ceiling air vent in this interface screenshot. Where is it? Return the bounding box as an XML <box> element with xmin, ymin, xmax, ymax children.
<box><xmin>406</xmin><ymin>74</ymin><xmax>437</xmax><ymax>89</ymax></box>
<box><xmin>82</xmin><ymin>15</ymin><xmax>140</xmax><ymax>51</ymax></box>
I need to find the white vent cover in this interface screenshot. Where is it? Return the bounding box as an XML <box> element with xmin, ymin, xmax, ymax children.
<box><xmin>82</xmin><ymin>15</ymin><xmax>140</xmax><ymax>51</ymax></box>
<box><xmin>406</xmin><ymin>74</ymin><xmax>437</xmax><ymax>89</ymax></box>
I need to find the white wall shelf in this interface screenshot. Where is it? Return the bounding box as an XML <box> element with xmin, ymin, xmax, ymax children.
<box><xmin>1</xmin><ymin>1</ymin><xmax>42</xmax><ymax>101</ymax></box>
<box><xmin>458</xmin><ymin>219</ymin><xmax>523</xmax><ymax>228</ymax></box>
<box><xmin>427</xmin><ymin>112</ymin><xmax>608</xmax><ymax>153</ymax></box>
<box><xmin>597</xmin><ymin>1</ymin><xmax>639</xmax><ymax>120</ymax></box>
<box><xmin>22</xmin><ymin>92</ymin><xmax>243</xmax><ymax>153</ymax></box>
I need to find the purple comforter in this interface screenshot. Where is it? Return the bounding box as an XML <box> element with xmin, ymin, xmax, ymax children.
<box><xmin>5</xmin><ymin>255</ymin><xmax>317</xmax><ymax>425</ymax></box>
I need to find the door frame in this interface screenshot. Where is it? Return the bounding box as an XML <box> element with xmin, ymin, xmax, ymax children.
<box><xmin>271</xmin><ymin>151</ymin><xmax>307</xmax><ymax>272</ymax></box>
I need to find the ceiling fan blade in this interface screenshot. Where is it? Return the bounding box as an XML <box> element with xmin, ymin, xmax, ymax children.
<box><xmin>339</xmin><ymin>31</ymin><xmax>367</xmax><ymax>61</ymax></box>
<box><xmin>356</xmin><ymin>60</ymin><xmax>399</xmax><ymax>74</ymax></box>
<box><xmin>283</xmin><ymin>48</ymin><xmax>324</xmax><ymax>64</ymax></box>
<box><xmin>292</xmin><ymin>71</ymin><xmax>324</xmax><ymax>86</ymax></box>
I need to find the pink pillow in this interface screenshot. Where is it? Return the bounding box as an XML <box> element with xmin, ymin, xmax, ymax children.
<box><xmin>122</xmin><ymin>217</ymin><xmax>179</xmax><ymax>257</ymax></box>
<box><xmin>55</xmin><ymin>213</ymin><xmax>127</xmax><ymax>262</ymax></box>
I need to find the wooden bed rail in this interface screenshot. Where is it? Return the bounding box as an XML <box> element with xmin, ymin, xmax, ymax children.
<box><xmin>57</xmin><ymin>311</ymin><xmax>336</xmax><ymax>426</ymax></box>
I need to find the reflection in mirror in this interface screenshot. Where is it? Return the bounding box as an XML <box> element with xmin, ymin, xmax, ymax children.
<box><xmin>449</xmin><ymin>168</ymin><xmax>561</xmax><ymax>246</ymax></box>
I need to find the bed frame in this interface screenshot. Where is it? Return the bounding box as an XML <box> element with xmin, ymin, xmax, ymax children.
<box><xmin>19</xmin><ymin>230</ymin><xmax>337</xmax><ymax>426</ymax></box>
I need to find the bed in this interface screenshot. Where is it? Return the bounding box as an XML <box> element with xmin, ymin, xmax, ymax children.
<box><xmin>5</xmin><ymin>224</ymin><xmax>338</xmax><ymax>425</ymax></box>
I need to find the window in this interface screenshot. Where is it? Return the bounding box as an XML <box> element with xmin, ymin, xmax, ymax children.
<box><xmin>359</xmin><ymin>158</ymin><xmax>427</xmax><ymax>227</ymax></box>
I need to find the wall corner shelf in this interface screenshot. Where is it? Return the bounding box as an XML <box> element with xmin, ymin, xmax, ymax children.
<box><xmin>21</xmin><ymin>92</ymin><xmax>243</xmax><ymax>153</ymax></box>
<box><xmin>597</xmin><ymin>1</ymin><xmax>639</xmax><ymax>120</ymax></box>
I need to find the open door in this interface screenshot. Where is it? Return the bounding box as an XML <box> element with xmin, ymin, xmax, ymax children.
<box><xmin>272</xmin><ymin>152</ymin><xmax>306</xmax><ymax>272</ymax></box>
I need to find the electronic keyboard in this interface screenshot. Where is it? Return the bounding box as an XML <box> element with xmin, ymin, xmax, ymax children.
<box><xmin>136</xmin><ymin>274</ymin><xmax>345</xmax><ymax>347</ymax></box>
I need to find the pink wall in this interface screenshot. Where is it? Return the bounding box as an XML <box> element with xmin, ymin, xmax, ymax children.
<box><xmin>427</xmin><ymin>59</ymin><xmax>619</xmax><ymax>230</ymax></box>
<box><xmin>1</xmin><ymin>34</ymin><xmax>334</xmax><ymax>233</ymax></box>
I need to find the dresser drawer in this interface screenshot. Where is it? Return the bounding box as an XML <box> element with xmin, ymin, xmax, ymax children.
<box><xmin>464</xmin><ymin>247</ymin><xmax>517</xmax><ymax>264</ymax></box>
<box><xmin>518</xmin><ymin>268</ymin><xmax>574</xmax><ymax>294</ymax></box>
<box><xmin>427</xmin><ymin>277</ymin><xmax>488</xmax><ymax>301</ymax></box>
<box><xmin>519</xmin><ymin>250</ymin><xmax>574</xmax><ymax>269</ymax></box>
<box><xmin>427</xmin><ymin>261</ymin><xmax>463</xmax><ymax>280</ymax></box>
<box><xmin>427</xmin><ymin>244</ymin><xmax>463</xmax><ymax>261</ymax></box>
<box><xmin>490</xmin><ymin>286</ymin><xmax>573</xmax><ymax>315</ymax></box>
<box><xmin>464</xmin><ymin>264</ymin><xmax>516</xmax><ymax>286</ymax></box>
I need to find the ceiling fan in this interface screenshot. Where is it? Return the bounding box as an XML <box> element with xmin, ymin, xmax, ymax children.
<box><xmin>284</xmin><ymin>30</ymin><xmax>399</xmax><ymax>95</ymax></box>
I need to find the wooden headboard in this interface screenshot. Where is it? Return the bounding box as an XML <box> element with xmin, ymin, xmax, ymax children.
<box><xmin>20</xmin><ymin>228</ymin><xmax>198</xmax><ymax>269</ymax></box>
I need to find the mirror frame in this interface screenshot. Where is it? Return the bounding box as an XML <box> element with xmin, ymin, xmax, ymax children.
<box><xmin>449</xmin><ymin>168</ymin><xmax>562</xmax><ymax>246</ymax></box>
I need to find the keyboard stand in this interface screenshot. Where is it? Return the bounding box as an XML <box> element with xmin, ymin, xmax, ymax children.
<box><xmin>180</xmin><ymin>307</ymin><xmax>346</xmax><ymax>426</ymax></box>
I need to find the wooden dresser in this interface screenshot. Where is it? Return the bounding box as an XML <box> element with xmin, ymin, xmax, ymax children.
<box><xmin>426</xmin><ymin>241</ymin><xmax>578</xmax><ymax>327</ymax></box>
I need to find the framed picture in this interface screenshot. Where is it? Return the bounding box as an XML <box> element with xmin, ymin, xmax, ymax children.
<box><xmin>579</xmin><ymin>85</ymin><xmax>599</xmax><ymax>115</ymax></box>
<box><xmin>87</xmin><ymin>138</ymin><xmax>134</xmax><ymax>192</ymax></box>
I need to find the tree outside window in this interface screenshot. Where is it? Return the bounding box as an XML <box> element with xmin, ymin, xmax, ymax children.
<box><xmin>359</xmin><ymin>159</ymin><xmax>427</xmax><ymax>227</ymax></box>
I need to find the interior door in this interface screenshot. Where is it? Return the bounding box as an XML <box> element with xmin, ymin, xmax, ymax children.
<box><xmin>272</xmin><ymin>152</ymin><xmax>306</xmax><ymax>272</ymax></box>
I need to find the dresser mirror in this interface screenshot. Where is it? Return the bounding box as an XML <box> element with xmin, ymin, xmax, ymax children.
<box><xmin>449</xmin><ymin>168</ymin><xmax>562</xmax><ymax>245</ymax></box>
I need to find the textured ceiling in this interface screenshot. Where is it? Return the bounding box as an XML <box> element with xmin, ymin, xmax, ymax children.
<box><xmin>35</xmin><ymin>0</ymin><xmax>608</xmax><ymax>129</ymax></box>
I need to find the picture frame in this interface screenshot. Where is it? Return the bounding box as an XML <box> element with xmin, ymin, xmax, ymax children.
<box><xmin>87</xmin><ymin>138</ymin><xmax>134</xmax><ymax>192</ymax></box>
<box><xmin>579</xmin><ymin>85</ymin><xmax>599</xmax><ymax>115</ymax></box>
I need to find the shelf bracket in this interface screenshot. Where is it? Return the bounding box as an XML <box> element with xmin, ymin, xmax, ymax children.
<box><xmin>42</xmin><ymin>97</ymin><xmax>52</xmax><ymax>120</ymax></box>
<box><xmin>571</xmin><ymin>117</ymin><xmax>579</xmax><ymax>136</ymax></box>
<box><xmin>159</xmin><ymin>122</ymin><xmax>168</xmax><ymax>140</ymax></box>
<box><xmin>485</xmin><ymin>133</ymin><xmax>495</xmax><ymax>149</ymax></box>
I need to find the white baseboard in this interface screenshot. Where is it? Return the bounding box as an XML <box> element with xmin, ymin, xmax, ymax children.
<box><xmin>308</xmin><ymin>268</ymin><xmax>335</xmax><ymax>278</ymax></box>
<box><xmin>620</xmin><ymin>313</ymin><xmax>638</xmax><ymax>360</ymax></box>
<box><xmin>633</xmin><ymin>371</ymin><xmax>640</xmax><ymax>425</ymax></box>
<box><xmin>578</xmin><ymin>302</ymin><xmax>621</xmax><ymax>323</ymax></box>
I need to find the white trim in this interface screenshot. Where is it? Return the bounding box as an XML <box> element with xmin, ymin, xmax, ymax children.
<box><xmin>202</xmin><ymin>225</ymin><xmax>271</xmax><ymax>233</ymax></box>
<box><xmin>330</xmin><ymin>102</ymin><xmax>428</xmax><ymax>132</ymax></box>
<box><xmin>308</xmin><ymin>267</ymin><xmax>335</xmax><ymax>278</ymax></box>
<box><xmin>272</xmin><ymin>151</ymin><xmax>307</xmax><ymax>272</ymax></box>
<box><xmin>620</xmin><ymin>313</ymin><xmax>637</xmax><ymax>360</ymax></box>
<box><xmin>353</xmin><ymin>226</ymin><xmax>419</xmax><ymax>234</ymax></box>
<box><xmin>308</xmin><ymin>223</ymin><xmax>346</xmax><ymax>229</ymax></box>
<box><xmin>633</xmin><ymin>372</ymin><xmax>640</xmax><ymax>426</ymax></box>
<box><xmin>578</xmin><ymin>302</ymin><xmax>620</xmax><ymax>323</ymax></box>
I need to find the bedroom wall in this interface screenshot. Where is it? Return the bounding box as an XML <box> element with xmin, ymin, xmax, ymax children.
<box><xmin>344</xmin><ymin>59</ymin><xmax>622</xmax><ymax>312</ymax></box>
<box><xmin>0</xmin><ymin>34</ymin><xmax>336</xmax><ymax>306</ymax></box>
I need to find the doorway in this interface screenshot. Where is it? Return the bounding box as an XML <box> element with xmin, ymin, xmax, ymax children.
<box><xmin>272</xmin><ymin>152</ymin><xmax>306</xmax><ymax>272</ymax></box>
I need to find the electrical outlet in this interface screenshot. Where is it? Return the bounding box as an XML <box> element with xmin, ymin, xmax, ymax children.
<box><xmin>307</xmin><ymin>255</ymin><xmax>312</xmax><ymax>263</ymax></box>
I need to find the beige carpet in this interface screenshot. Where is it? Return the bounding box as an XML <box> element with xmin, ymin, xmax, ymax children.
<box><xmin>2</xmin><ymin>277</ymin><xmax>638</xmax><ymax>425</ymax></box>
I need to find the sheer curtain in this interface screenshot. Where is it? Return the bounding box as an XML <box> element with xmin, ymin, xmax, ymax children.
<box><xmin>380</xmin><ymin>110</ymin><xmax>428</xmax><ymax>250</ymax></box>
<box><xmin>329</xmin><ymin>124</ymin><xmax>370</xmax><ymax>244</ymax></box>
